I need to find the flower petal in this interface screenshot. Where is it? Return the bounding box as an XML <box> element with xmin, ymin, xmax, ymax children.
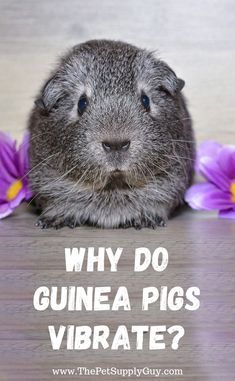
<box><xmin>185</xmin><ymin>182</ymin><xmax>233</xmax><ymax>210</ymax></box>
<box><xmin>0</xmin><ymin>202</ymin><xmax>13</xmax><ymax>219</ymax></box>
<box><xmin>198</xmin><ymin>156</ymin><xmax>230</xmax><ymax>191</ymax></box>
<box><xmin>217</xmin><ymin>145</ymin><xmax>235</xmax><ymax>180</ymax></box>
<box><xmin>195</xmin><ymin>141</ymin><xmax>221</xmax><ymax>173</ymax></box>
<box><xmin>0</xmin><ymin>132</ymin><xmax>15</xmax><ymax>147</ymax></box>
<box><xmin>9</xmin><ymin>187</ymin><xmax>26</xmax><ymax>209</ymax></box>
<box><xmin>197</xmin><ymin>140</ymin><xmax>222</xmax><ymax>160</ymax></box>
<box><xmin>0</xmin><ymin>132</ymin><xmax>33</xmax><ymax>216</ymax></box>
<box><xmin>219</xmin><ymin>209</ymin><xmax>235</xmax><ymax>219</ymax></box>
<box><xmin>17</xmin><ymin>132</ymin><xmax>30</xmax><ymax>177</ymax></box>
<box><xmin>24</xmin><ymin>184</ymin><xmax>33</xmax><ymax>200</ymax></box>
<box><xmin>0</xmin><ymin>178</ymin><xmax>18</xmax><ymax>204</ymax></box>
<box><xmin>0</xmin><ymin>133</ymin><xmax>19</xmax><ymax>178</ymax></box>
<box><xmin>0</xmin><ymin>167</ymin><xmax>15</xmax><ymax>185</ymax></box>
<box><xmin>16</xmin><ymin>133</ymin><xmax>33</xmax><ymax>199</ymax></box>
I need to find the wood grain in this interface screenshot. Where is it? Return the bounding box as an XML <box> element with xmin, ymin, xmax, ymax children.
<box><xmin>0</xmin><ymin>0</ymin><xmax>235</xmax><ymax>380</ymax></box>
<box><xmin>0</xmin><ymin>207</ymin><xmax>235</xmax><ymax>380</ymax></box>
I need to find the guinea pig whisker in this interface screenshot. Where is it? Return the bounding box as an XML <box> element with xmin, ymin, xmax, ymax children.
<box><xmin>71</xmin><ymin>167</ymin><xmax>91</xmax><ymax>191</ymax></box>
<box><xmin>21</xmin><ymin>152</ymin><xmax>59</xmax><ymax>182</ymax></box>
<box><xmin>24</xmin><ymin>131</ymin><xmax>55</xmax><ymax>147</ymax></box>
<box><xmin>63</xmin><ymin>167</ymin><xmax>91</xmax><ymax>210</ymax></box>
<box><xmin>27</xmin><ymin>162</ymin><xmax>80</xmax><ymax>207</ymax></box>
<box><xmin>164</xmin><ymin>154</ymin><xmax>196</xmax><ymax>162</ymax></box>
<box><xmin>138</xmin><ymin>164</ymin><xmax>170</xmax><ymax>199</ymax></box>
<box><xmin>42</xmin><ymin>163</ymin><xmax>81</xmax><ymax>191</ymax></box>
<box><xmin>170</xmin><ymin>139</ymin><xmax>196</xmax><ymax>144</ymax></box>
<box><xmin>134</xmin><ymin>163</ymin><xmax>149</xmax><ymax>185</ymax></box>
<box><xmin>142</xmin><ymin>164</ymin><xmax>156</xmax><ymax>181</ymax></box>
<box><xmin>170</xmin><ymin>117</ymin><xmax>192</xmax><ymax>124</ymax></box>
<box><xmin>149</xmin><ymin>161</ymin><xmax>177</xmax><ymax>182</ymax></box>
<box><xmin>173</xmin><ymin>148</ymin><xmax>191</xmax><ymax>184</ymax></box>
<box><xmin>166</xmin><ymin>117</ymin><xmax>192</xmax><ymax>126</ymax></box>
<box><xmin>96</xmin><ymin>167</ymin><xmax>106</xmax><ymax>191</ymax></box>
<box><xmin>17</xmin><ymin>131</ymin><xmax>55</xmax><ymax>153</ymax></box>
<box><xmin>146</xmin><ymin>164</ymin><xmax>178</xmax><ymax>197</ymax></box>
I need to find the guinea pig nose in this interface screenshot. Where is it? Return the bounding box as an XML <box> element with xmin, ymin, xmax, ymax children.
<box><xmin>102</xmin><ymin>140</ymin><xmax>130</xmax><ymax>152</ymax></box>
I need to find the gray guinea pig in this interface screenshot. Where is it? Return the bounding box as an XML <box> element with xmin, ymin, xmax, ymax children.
<box><xmin>28</xmin><ymin>39</ymin><xmax>195</xmax><ymax>229</ymax></box>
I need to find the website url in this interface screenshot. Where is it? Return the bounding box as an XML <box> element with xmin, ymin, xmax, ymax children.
<box><xmin>52</xmin><ymin>366</ymin><xmax>183</xmax><ymax>378</ymax></box>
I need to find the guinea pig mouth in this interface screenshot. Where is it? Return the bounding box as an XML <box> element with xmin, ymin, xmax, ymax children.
<box><xmin>79</xmin><ymin>169</ymin><xmax>147</xmax><ymax>192</ymax></box>
<box><xmin>103</xmin><ymin>170</ymin><xmax>130</xmax><ymax>191</ymax></box>
<box><xmin>101</xmin><ymin>170</ymin><xmax>146</xmax><ymax>191</ymax></box>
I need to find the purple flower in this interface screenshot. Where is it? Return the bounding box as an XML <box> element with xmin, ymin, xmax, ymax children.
<box><xmin>0</xmin><ymin>132</ymin><xmax>33</xmax><ymax>219</ymax></box>
<box><xmin>185</xmin><ymin>141</ymin><xmax>235</xmax><ymax>219</ymax></box>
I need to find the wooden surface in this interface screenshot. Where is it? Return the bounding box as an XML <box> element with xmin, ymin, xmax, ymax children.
<box><xmin>0</xmin><ymin>207</ymin><xmax>235</xmax><ymax>380</ymax></box>
<box><xmin>0</xmin><ymin>0</ymin><xmax>235</xmax><ymax>380</ymax></box>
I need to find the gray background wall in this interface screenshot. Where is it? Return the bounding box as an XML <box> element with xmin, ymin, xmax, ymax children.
<box><xmin>0</xmin><ymin>0</ymin><xmax>234</xmax><ymax>143</ymax></box>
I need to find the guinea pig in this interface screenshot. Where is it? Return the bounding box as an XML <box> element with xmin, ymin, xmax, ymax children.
<box><xmin>28</xmin><ymin>39</ymin><xmax>195</xmax><ymax>229</ymax></box>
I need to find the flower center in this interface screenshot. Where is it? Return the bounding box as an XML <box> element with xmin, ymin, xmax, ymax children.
<box><xmin>231</xmin><ymin>182</ymin><xmax>235</xmax><ymax>203</ymax></box>
<box><xmin>6</xmin><ymin>180</ymin><xmax>23</xmax><ymax>201</ymax></box>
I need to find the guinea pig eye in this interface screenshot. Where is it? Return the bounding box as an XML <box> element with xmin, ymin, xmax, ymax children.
<box><xmin>141</xmin><ymin>93</ymin><xmax>150</xmax><ymax>112</ymax></box>
<box><xmin>78</xmin><ymin>95</ymin><xmax>88</xmax><ymax>115</ymax></box>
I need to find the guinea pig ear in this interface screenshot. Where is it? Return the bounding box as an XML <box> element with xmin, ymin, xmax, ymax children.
<box><xmin>157</xmin><ymin>62</ymin><xmax>185</xmax><ymax>96</ymax></box>
<box><xmin>35</xmin><ymin>75</ymin><xmax>64</xmax><ymax>115</ymax></box>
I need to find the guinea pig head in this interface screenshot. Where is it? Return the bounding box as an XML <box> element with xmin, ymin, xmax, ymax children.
<box><xmin>34</xmin><ymin>40</ymin><xmax>187</xmax><ymax>190</ymax></box>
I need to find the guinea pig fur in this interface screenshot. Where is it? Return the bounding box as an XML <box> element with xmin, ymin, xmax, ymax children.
<box><xmin>28</xmin><ymin>39</ymin><xmax>195</xmax><ymax>229</ymax></box>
